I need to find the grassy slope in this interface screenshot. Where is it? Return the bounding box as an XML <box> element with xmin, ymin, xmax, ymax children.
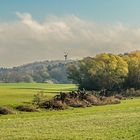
<box><xmin>0</xmin><ymin>84</ymin><xmax>140</xmax><ymax>140</ymax></box>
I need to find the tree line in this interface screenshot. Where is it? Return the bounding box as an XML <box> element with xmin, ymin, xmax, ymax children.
<box><xmin>67</xmin><ymin>51</ymin><xmax>140</xmax><ymax>91</ymax></box>
<box><xmin>0</xmin><ymin>60</ymin><xmax>72</xmax><ymax>83</ymax></box>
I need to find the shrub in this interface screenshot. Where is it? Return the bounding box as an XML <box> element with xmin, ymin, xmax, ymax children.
<box><xmin>85</xmin><ymin>95</ymin><xmax>100</xmax><ymax>105</ymax></box>
<box><xmin>100</xmin><ymin>96</ymin><xmax>121</xmax><ymax>105</ymax></box>
<box><xmin>121</xmin><ymin>88</ymin><xmax>140</xmax><ymax>97</ymax></box>
<box><xmin>36</xmin><ymin>91</ymin><xmax>121</xmax><ymax>110</ymax></box>
<box><xmin>16</xmin><ymin>105</ymin><xmax>39</xmax><ymax>112</ymax></box>
<box><xmin>65</xmin><ymin>98</ymin><xmax>91</xmax><ymax>108</ymax></box>
<box><xmin>114</xmin><ymin>94</ymin><xmax>124</xmax><ymax>100</ymax></box>
<box><xmin>32</xmin><ymin>91</ymin><xmax>47</xmax><ymax>106</ymax></box>
<box><xmin>0</xmin><ymin>107</ymin><xmax>15</xmax><ymax>115</ymax></box>
<box><xmin>42</xmin><ymin>100</ymin><xmax>68</xmax><ymax>110</ymax></box>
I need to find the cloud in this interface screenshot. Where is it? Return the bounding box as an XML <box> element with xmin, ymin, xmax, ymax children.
<box><xmin>0</xmin><ymin>12</ymin><xmax>140</xmax><ymax>67</ymax></box>
<box><xmin>16</xmin><ymin>12</ymin><xmax>44</xmax><ymax>31</ymax></box>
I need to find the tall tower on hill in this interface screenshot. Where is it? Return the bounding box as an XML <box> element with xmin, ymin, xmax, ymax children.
<box><xmin>64</xmin><ymin>52</ymin><xmax>68</xmax><ymax>61</ymax></box>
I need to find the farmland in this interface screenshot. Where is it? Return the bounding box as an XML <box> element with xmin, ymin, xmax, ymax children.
<box><xmin>0</xmin><ymin>83</ymin><xmax>76</xmax><ymax>107</ymax></box>
<box><xmin>0</xmin><ymin>83</ymin><xmax>140</xmax><ymax>140</ymax></box>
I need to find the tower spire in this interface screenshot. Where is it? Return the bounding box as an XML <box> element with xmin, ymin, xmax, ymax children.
<box><xmin>64</xmin><ymin>52</ymin><xmax>68</xmax><ymax>61</ymax></box>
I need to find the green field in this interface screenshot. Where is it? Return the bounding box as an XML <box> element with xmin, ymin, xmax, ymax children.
<box><xmin>0</xmin><ymin>83</ymin><xmax>140</xmax><ymax>140</ymax></box>
<box><xmin>0</xmin><ymin>83</ymin><xmax>77</xmax><ymax>107</ymax></box>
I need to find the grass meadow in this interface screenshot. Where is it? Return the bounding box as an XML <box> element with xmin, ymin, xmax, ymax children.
<box><xmin>0</xmin><ymin>83</ymin><xmax>140</xmax><ymax>140</ymax></box>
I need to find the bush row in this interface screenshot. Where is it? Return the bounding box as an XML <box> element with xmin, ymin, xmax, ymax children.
<box><xmin>2</xmin><ymin>89</ymin><xmax>139</xmax><ymax>115</ymax></box>
<box><xmin>33</xmin><ymin>91</ymin><xmax>121</xmax><ymax>110</ymax></box>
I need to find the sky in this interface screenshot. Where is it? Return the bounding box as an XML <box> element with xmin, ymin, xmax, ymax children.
<box><xmin>0</xmin><ymin>0</ymin><xmax>140</xmax><ymax>67</ymax></box>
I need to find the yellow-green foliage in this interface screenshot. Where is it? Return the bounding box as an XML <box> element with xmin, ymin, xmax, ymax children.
<box><xmin>68</xmin><ymin>51</ymin><xmax>140</xmax><ymax>91</ymax></box>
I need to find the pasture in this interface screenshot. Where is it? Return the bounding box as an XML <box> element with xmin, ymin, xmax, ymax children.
<box><xmin>0</xmin><ymin>83</ymin><xmax>140</xmax><ymax>140</ymax></box>
<box><xmin>0</xmin><ymin>83</ymin><xmax>76</xmax><ymax>107</ymax></box>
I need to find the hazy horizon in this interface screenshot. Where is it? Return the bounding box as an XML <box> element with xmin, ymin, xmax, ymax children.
<box><xmin>0</xmin><ymin>0</ymin><xmax>140</xmax><ymax>67</ymax></box>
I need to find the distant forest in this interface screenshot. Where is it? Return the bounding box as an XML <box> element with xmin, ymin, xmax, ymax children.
<box><xmin>0</xmin><ymin>60</ymin><xmax>73</xmax><ymax>83</ymax></box>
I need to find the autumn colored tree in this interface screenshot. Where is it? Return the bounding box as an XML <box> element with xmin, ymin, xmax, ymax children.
<box><xmin>68</xmin><ymin>53</ymin><xmax>128</xmax><ymax>91</ymax></box>
<box><xmin>123</xmin><ymin>51</ymin><xmax>140</xmax><ymax>89</ymax></box>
